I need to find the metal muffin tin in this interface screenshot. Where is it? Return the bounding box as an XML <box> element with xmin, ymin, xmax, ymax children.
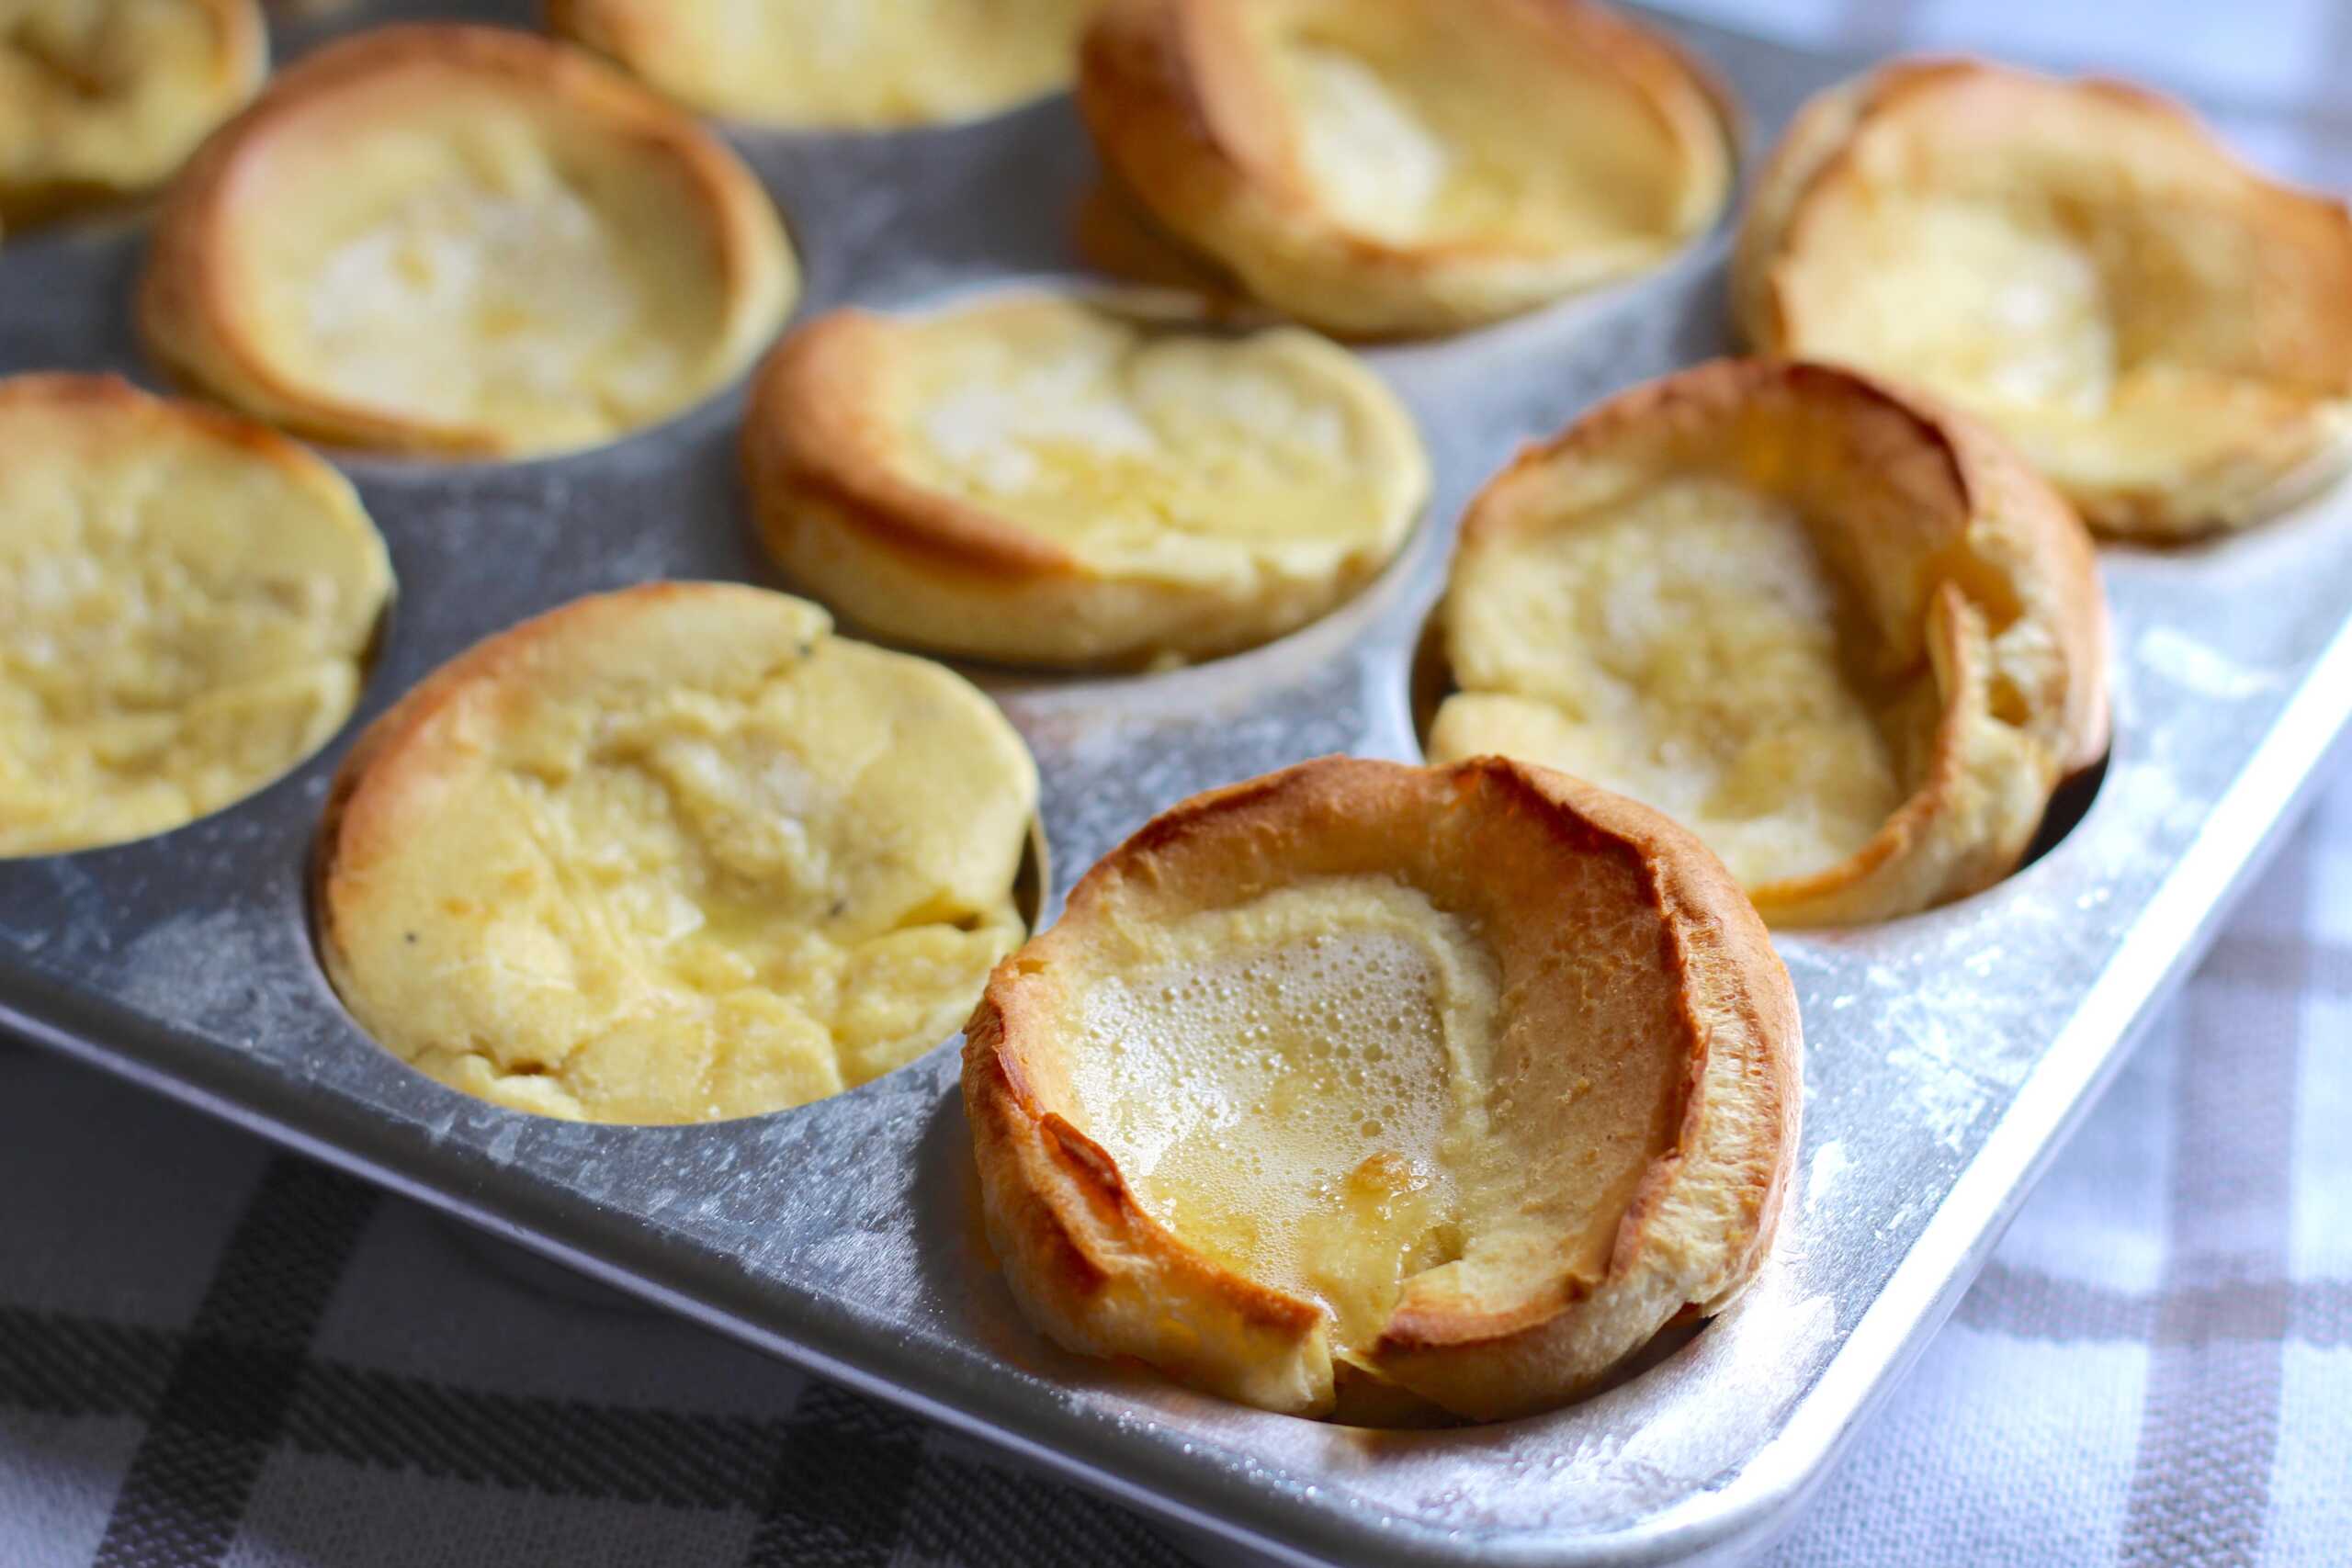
<box><xmin>7</xmin><ymin>4</ymin><xmax>2352</xmax><ymax>1564</ymax></box>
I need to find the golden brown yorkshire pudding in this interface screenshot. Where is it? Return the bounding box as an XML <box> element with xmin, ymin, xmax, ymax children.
<box><xmin>0</xmin><ymin>0</ymin><xmax>265</xmax><ymax>226</ymax></box>
<box><xmin>964</xmin><ymin>755</ymin><xmax>1800</xmax><ymax>1424</ymax></box>
<box><xmin>318</xmin><ymin>582</ymin><xmax>1037</xmax><ymax>1124</ymax></box>
<box><xmin>140</xmin><ymin>24</ymin><xmax>797</xmax><ymax>458</ymax></box>
<box><xmin>1077</xmin><ymin>0</ymin><xmax>1732</xmax><ymax>337</ymax></box>
<box><xmin>548</xmin><ymin>0</ymin><xmax>1095</xmax><ymax>129</ymax></box>
<box><xmin>1429</xmin><ymin>360</ymin><xmax>2109</xmax><ymax>928</ymax></box>
<box><xmin>0</xmin><ymin>373</ymin><xmax>390</xmax><ymax>856</ymax></box>
<box><xmin>742</xmin><ymin>289</ymin><xmax>1428</xmax><ymax>669</ymax></box>
<box><xmin>1736</xmin><ymin>59</ymin><xmax>2352</xmax><ymax>539</ymax></box>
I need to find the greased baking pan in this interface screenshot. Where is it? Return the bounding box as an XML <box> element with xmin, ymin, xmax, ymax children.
<box><xmin>7</xmin><ymin>5</ymin><xmax>2351</xmax><ymax>1565</ymax></box>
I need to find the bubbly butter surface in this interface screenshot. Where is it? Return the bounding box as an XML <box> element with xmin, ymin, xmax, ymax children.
<box><xmin>1066</xmin><ymin>877</ymin><xmax>1499</xmax><ymax>1356</ymax></box>
<box><xmin>1438</xmin><ymin>477</ymin><xmax>1901</xmax><ymax>887</ymax></box>
<box><xmin>232</xmin><ymin>99</ymin><xmax>733</xmax><ymax>451</ymax></box>
<box><xmin>331</xmin><ymin>600</ymin><xmax>1035</xmax><ymax>1123</ymax></box>
<box><xmin>0</xmin><ymin>384</ymin><xmax>389</xmax><ymax>856</ymax></box>
<box><xmin>891</xmin><ymin>299</ymin><xmax>1418</xmax><ymax>580</ymax></box>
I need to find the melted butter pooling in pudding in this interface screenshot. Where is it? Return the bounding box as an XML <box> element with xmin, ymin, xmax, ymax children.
<box><xmin>1066</xmin><ymin>878</ymin><xmax>1499</xmax><ymax>1358</ymax></box>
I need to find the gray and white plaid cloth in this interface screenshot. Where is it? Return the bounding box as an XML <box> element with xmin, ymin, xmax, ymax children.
<box><xmin>7</xmin><ymin>1</ymin><xmax>2352</xmax><ymax>1563</ymax></box>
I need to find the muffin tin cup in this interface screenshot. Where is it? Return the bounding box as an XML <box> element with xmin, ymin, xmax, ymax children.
<box><xmin>6</xmin><ymin>6</ymin><xmax>2352</xmax><ymax>1566</ymax></box>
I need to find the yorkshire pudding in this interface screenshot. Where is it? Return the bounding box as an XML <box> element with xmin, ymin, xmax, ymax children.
<box><xmin>0</xmin><ymin>0</ymin><xmax>265</xmax><ymax>225</ymax></box>
<box><xmin>0</xmin><ymin>373</ymin><xmax>390</xmax><ymax>857</ymax></box>
<box><xmin>743</xmin><ymin>290</ymin><xmax>1428</xmax><ymax>668</ymax></box>
<box><xmin>1429</xmin><ymin>360</ymin><xmax>2109</xmax><ymax>927</ymax></box>
<box><xmin>548</xmin><ymin>0</ymin><xmax>1094</xmax><ymax>129</ymax></box>
<box><xmin>318</xmin><ymin>582</ymin><xmax>1038</xmax><ymax>1124</ymax></box>
<box><xmin>141</xmin><ymin>24</ymin><xmax>797</xmax><ymax>458</ymax></box>
<box><xmin>1736</xmin><ymin>59</ymin><xmax>2352</xmax><ymax>538</ymax></box>
<box><xmin>1077</xmin><ymin>0</ymin><xmax>1731</xmax><ymax>336</ymax></box>
<box><xmin>964</xmin><ymin>754</ymin><xmax>1799</xmax><ymax>1423</ymax></box>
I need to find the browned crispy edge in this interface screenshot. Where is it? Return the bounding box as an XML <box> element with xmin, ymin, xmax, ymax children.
<box><xmin>1734</xmin><ymin>57</ymin><xmax>2352</xmax><ymax>536</ymax></box>
<box><xmin>740</xmin><ymin>309</ymin><xmax>1081</xmax><ymax>582</ymax></box>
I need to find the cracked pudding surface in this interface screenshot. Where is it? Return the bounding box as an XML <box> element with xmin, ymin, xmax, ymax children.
<box><xmin>0</xmin><ymin>374</ymin><xmax>390</xmax><ymax>857</ymax></box>
<box><xmin>318</xmin><ymin>582</ymin><xmax>1037</xmax><ymax>1124</ymax></box>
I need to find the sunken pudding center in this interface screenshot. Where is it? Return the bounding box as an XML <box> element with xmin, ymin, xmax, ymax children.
<box><xmin>1442</xmin><ymin>477</ymin><xmax>1903</xmax><ymax>889</ymax></box>
<box><xmin>1268</xmin><ymin>18</ymin><xmax>1690</xmax><ymax>252</ymax></box>
<box><xmin>232</xmin><ymin>103</ymin><xmax>729</xmax><ymax>440</ymax></box>
<box><xmin>1793</xmin><ymin>180</ymin><xmax>2337</xmax><ymax>458</ymax></box>
<box><xmin>1066</xmin><ymin>878</ymin><xmax>1499</xmax><ymax>1356</ymax></box>
<box><xmin>1804</xmin><ymin>198</ymin><xmax>2121</xmax><ymax>418</ymax></box>
<box><xmin>895</xmin><ymin>308</ymin><xmax>1400</xmax><ymax>570</ymax></box>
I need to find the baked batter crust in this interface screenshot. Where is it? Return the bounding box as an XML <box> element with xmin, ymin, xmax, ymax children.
<box><xmin>318</xmin><ymin>582</ymin><xmax>1038</xmax><ymax>1124</ymax></box>
<box><xmin>744</xmin><ymin>290</ymin><xmax>1428</xmax><ymax>667</ymax></box>
<box><xmin>1078</xmin><ymin>0</ymin><xmax>1731</xmax><ymax>335</ymax></box>
<box><xmin>548</xmin><ymin>0</ymin><xmax>1093</xmax><ymax>129</ymax></box>
<box><xmin>965</xmin><ymin>754</ymin><xmax>1799</xmax><ymax>1422</ymax></box>
<box><xmin>1430</xmin><ymin>359</ymin><xmax>2109</xmax><ymax>926</ymax></box>
<box><xmin>1736</xmin><ymin>59</ymin><xmax>2352</xmax><ymax>538</ymax></box>
<box><xmin>0</xmin><ymin>373</ymin><xmax>390</xmax><ymax>856</ymax></box>
<box><xmin>141</xmin><ymin>24</ymin><xmax>797</xmax><ymax>458</ymax></box>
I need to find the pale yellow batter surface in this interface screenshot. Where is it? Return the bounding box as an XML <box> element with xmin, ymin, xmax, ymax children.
<box><xmin>1066</xmin><ymin>876</ymin><xmax>1499</xmax><ymax>1360</ymax></box>
<box><xmin>225</xmin><ymin>86</ymin><xmax>750</xmax><ymax>454</ymax></box>
<box><xmin>0</xmin><ymin>0</ymin><xmax>261</xmax><ymax>218</ymax></box>
<box><xmin>1799</xmin><ymin>196</ymin><xmax>2118</xmax><ymax>420</ymax></box>
<box><xmin>553</xmin><ymin>0</ymin><xmax>1091</xmax><ymax>128</ymax></box>
<box><xmin>322</xmin><ymin>585</ymin><xmax>1038</xmax><ymax>1124</ymax></box>
<box><xmin>1745</xmin><ymin>62</ymin><xmax>2352</xmax><ymax>536</ymax></box>
<box><xmin>1434</xmin><ymin>477</ymin><xmax>1902</xmax><ymax>889</ymax></box>
<box><xmin>0</xmin><ymin>376</ymin><xmax>390</xmax><ymax>856</ymax></box>
<box><xmin>889</xmin><ymin>297</ymin><xmax>1425</xmax><ymax>580</ymax></box>
<box><xmin>1786</xmin><ymin>188</ymin><xmax>2341</xmax><ymax>510</ymax></box>
<box><xmin>1257</xmin><ymin>0</ymin><xmax>1709</xmax><ymax>257</ymax></box>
